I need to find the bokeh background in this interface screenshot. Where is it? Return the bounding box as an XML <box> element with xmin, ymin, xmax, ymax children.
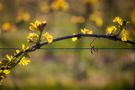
<box><xmin>0</xmin><ymin>0</ymin><xmax>135</xmax><ymax>90</ymax></box>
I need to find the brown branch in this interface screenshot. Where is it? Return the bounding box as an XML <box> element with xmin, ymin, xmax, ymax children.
<box><xmin>14</xmin><ymin>33</ymin><xmax>135</xmax><ymax>59</ymax></box>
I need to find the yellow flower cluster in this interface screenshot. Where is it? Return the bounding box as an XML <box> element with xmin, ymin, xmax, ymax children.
<box><xmin>106</xmin><ymin>26</ymin><xmax>117</xmax><ymax>35</ymax></box>
<box><xmin>27</xmin><ymin>33</ymin><xmax>39</xmax><ymax>43</ymax></box>
<box><xmin>121</xmin><ymin>28</ymin><xmax>128</xmax><ymax>41</ymax></box>
<box><xmin>29</xmin><ymin>20</ymin><xmax>47</xmax><ymax>31</ymax></box>
<box><xmin>19</xmin><ymin>57</ymin><xmax>31</xmax><ymax>66</ymax></box>
<box><xmin>81</xmin><ymin>28</ymin><xmax>93</xmax><ymax>34</ymax></box>
<box><xmin>0</xmin><ymin>44</ymin><xmax>31</xmax><ymax>82</ymax></box>
<box><xmin>106</xmin><ymin>17</ymin><xmax>128</xmax><ymax>41</ymax></box>
<box><xmin>71</xmin><ymin>16</ymin><xmax>85</xmax><ymax>24</ymax></box>
<box><xmin>16</xmin><ymin>45</ymin><xmax>30</xmax><ymax>66</ymax></box>
<box><xmin>43</xmin><ymin>32</ymin><xmax>53</xmax><ymax>43</ymax></box>
<box><xmin>51</xmin><ymin>0</ymin><xmax>69</xmax><ymax>11</ymax></box>
<box><xmin>113</xmin><ymin>16</ymin><xmax>123</xmax><ymax>26</ymax></box>
<box><xmin>5</xmin><ymin>45</ymin><xmax>30</xmax><ymax>66</ymax></box>
<box><xmin>28</xmin><ymin>20</ymin><xmax>53</xmax><ymax>44</ymax></box>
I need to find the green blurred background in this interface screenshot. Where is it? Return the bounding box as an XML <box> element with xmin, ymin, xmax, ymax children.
<box><xmin>0</xmin><ymin>0</ymin><xmax>135</xmax><ymax>90</ymax></box>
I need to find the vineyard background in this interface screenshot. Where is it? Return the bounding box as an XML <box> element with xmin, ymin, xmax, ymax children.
<box><xmin>0</xmin><ymin>0</ymin><xmax>135</xmax><ymax>90</ymax></box>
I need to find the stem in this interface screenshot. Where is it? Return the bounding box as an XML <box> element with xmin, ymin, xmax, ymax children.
<box><xmin>37</xmin><ymin>30</ymin><xmax>43</xmax><ymax>44</ymax></box>
<box><xmin>14</xmin><ymin>33</ymin><xmax>135</xmax><ymax>59</ymax></box>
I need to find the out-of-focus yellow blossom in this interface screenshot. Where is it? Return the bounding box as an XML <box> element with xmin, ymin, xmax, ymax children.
<box><xmin>1</xmin><ymin>22</ymin><xmax>16</xmax><ymax>32</ymax></box>
<box><xmin>3</xmin><ymin>69</ymin><xmax>10</xmax><ymax>75</ymax></box>
<box><xmin>17</xmin><ymin>10</ymin><xmax>30</xmax><ymax>22</ymax></box>
<box><xmin>84</xmin><ymin>0</ymin><xmax>98</xmax><ymax>4</ymax></box>
<box><xmin>39</xmin><ymin>1</ymin><xmax>50</xmax><ymax>13</ymax></box>
<box><xmin>113</xmin><ymin>16</ymin><xmax>123</xmax><ymax>26</ymax></box>
<box><xmin>6</xmin><ymin>55</ymin><xmax>13</xmax><ymax>61</ymax></box>
<box><xmin>90</xmin><ymin>12</ymin><xmax>103</xmax><ymax>27</ymax></box>
<box><xmin>121</xmin><ymin>28</ymin><xmax>128</xmax><ymax>41</ymax></box>
<box><xmin>106</xmin><ymin>26</ymin><xmax>117</xmax><ymax>35</ymax></box>
<box><xmin>0</xmin><ymin>3</ymin><xmax>3</xmax><ymax>11</ymax></box>
<box><xmin>71</xmin><ymin>16</ymin><xmax>85</xmax><ymax>24</ymax></box>
<box><xmin>131</xmin><ymin>10</ymin><xmax>135</xmax><ymax>25</ymax></box>
<box><xmin>19</xmin><ymin>57</ymin><xmax>30</xmax><ymax>66</ymax></box>
<box><xmin>27</xmin><ymin>33</ymin><xmax>39</xmax><ymax>43</ymax></box>
<box><xmin>29</xmin><ymin>20</ymin><xmax>47</xmax><ymax>31</ymax></box>
<box><xmin>43</xmin><ymin>32</ymin><xmax>53</xmax><ymax>43</ymax></box>
<box><xmin>1</xmin><ymin>22</ymin><xmax>11</xmax><ymax>31</ymax></box>
<box><xmin>21</xmin><ymin>44</ymin><xmax>29</xmax><ymax>51</ymax></box>
<box><xmin>81</xmin><ymin>28</ymin><xmax>93</xmax><ymax>34</ymax></box>
<box><xmin>51</xmin><ymin>0</ymin><xmax>69</xmax><ymax>11</ymax></box>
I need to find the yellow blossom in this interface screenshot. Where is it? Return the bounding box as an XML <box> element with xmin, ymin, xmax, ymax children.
<box><xmin>3</xmin><ymin>69</ymin><xmax>10</xmax><ymax>75</ymax></box>
<box><xmin>106</xmin><ymin>26</ymin><xmax>117</xmax><ymax>35</ymax></box>
<box><xmin>6</xmin><ymin>55</ymin><xmax>13</xmax><ymax>61</ymax></box>
<box><xmin>27</xmin><ymin>33</ymin><xmax>39</xmax><ymax>43</ymax></box>
<box><xmin>113</xmin><ymin>16</ymin><xmax>123</xmax><ymax>26</ymax></box>
<box><xmin>72</xmin><ymin>33</ymin><xmax>78</xmax><ymax>42</ymax></box>
<box><xmin>51</xmin><ymin>0</ymin><xmax>69</xmax><ymax>11</ymax></box>
<box><xmin>21</xmin><ymin>44</ymin><xmax>29</xmax><ymax>51</ymax></box>
<box><xmin>72</xmin><ymin>37</ymin><xmax>78</xmax><ymax>42</ymax></box>
<box><xmin>81</xmin><ymin>28</ymin><xmax>93</xmax><ymax>34</ymax></box>
<box><xmin>121</xmin><ymin>28</ymin><xmax>128</xmax><ymax>41</ymax></box>
<box><xmin>16</xmin><ymin>50</ymin><xmax>20</xmax><ymax>54</ymax></box>
<box><xmin>29</xmin><ymin>20</ymin><xmax>47</xmax><ymax>31</ymax></box>
<box><xmin>43</xmin><ymin>32</ymin><xmax>53</xmax><ymax>43</ymax></box>
<box><xmin>19</xmin><ymin>57</ymin><xmax>31</xmax><ymax>66</ymax></box>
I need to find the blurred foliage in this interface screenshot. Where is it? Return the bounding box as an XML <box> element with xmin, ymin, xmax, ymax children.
<box><xmin>0</xmin><ymin>0</ymin><xmax>135</xmax><ymax>89</ymax></box>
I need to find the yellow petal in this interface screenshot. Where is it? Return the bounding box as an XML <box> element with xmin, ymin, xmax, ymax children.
<box><xmin>121</xmin><ymin>29</ymin><xmax>128</xmax><ymax>41</ymax></box>
<box><xmin>113</xmin><ymin>16</ymin><xmax>123</xmax><ymax>26</ymax></box>
<box><xmin>6</xmin><ymin>55</ymin><xmax>13</xmax><ymax>61</ymax></box>
<box><xmin>81</xmin><ymin>28</ymin><xmax>93</xmax><ymax>34</ymax></box>
<box><xmin>43</xmin><ymin>32</ymin><xmax>53</xmax><ymax>43</ymax></box>
<box><xmin>19</xmin><ymin>57</ymin><xmax>31</xmax><ymax>66</ymax></box>
<box><xmin>72</xmin><ymin>37</ymin><xmax>78</xmax><ymax>42</ymax></box>
<box><xmin>16</xmin><ymin>50</ymin><xmax>20</xmax><ymax>54</ymax></box>
<box><xmin>3</xmin><ymin>69</ymin><xmax>10</xmax><ymax>75</ymax></box>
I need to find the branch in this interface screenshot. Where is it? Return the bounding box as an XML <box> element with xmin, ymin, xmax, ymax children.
<box><xmin>14</xmin><ymin>33</ymin><xmax>135</xmax><ymax>58</ymax></box>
